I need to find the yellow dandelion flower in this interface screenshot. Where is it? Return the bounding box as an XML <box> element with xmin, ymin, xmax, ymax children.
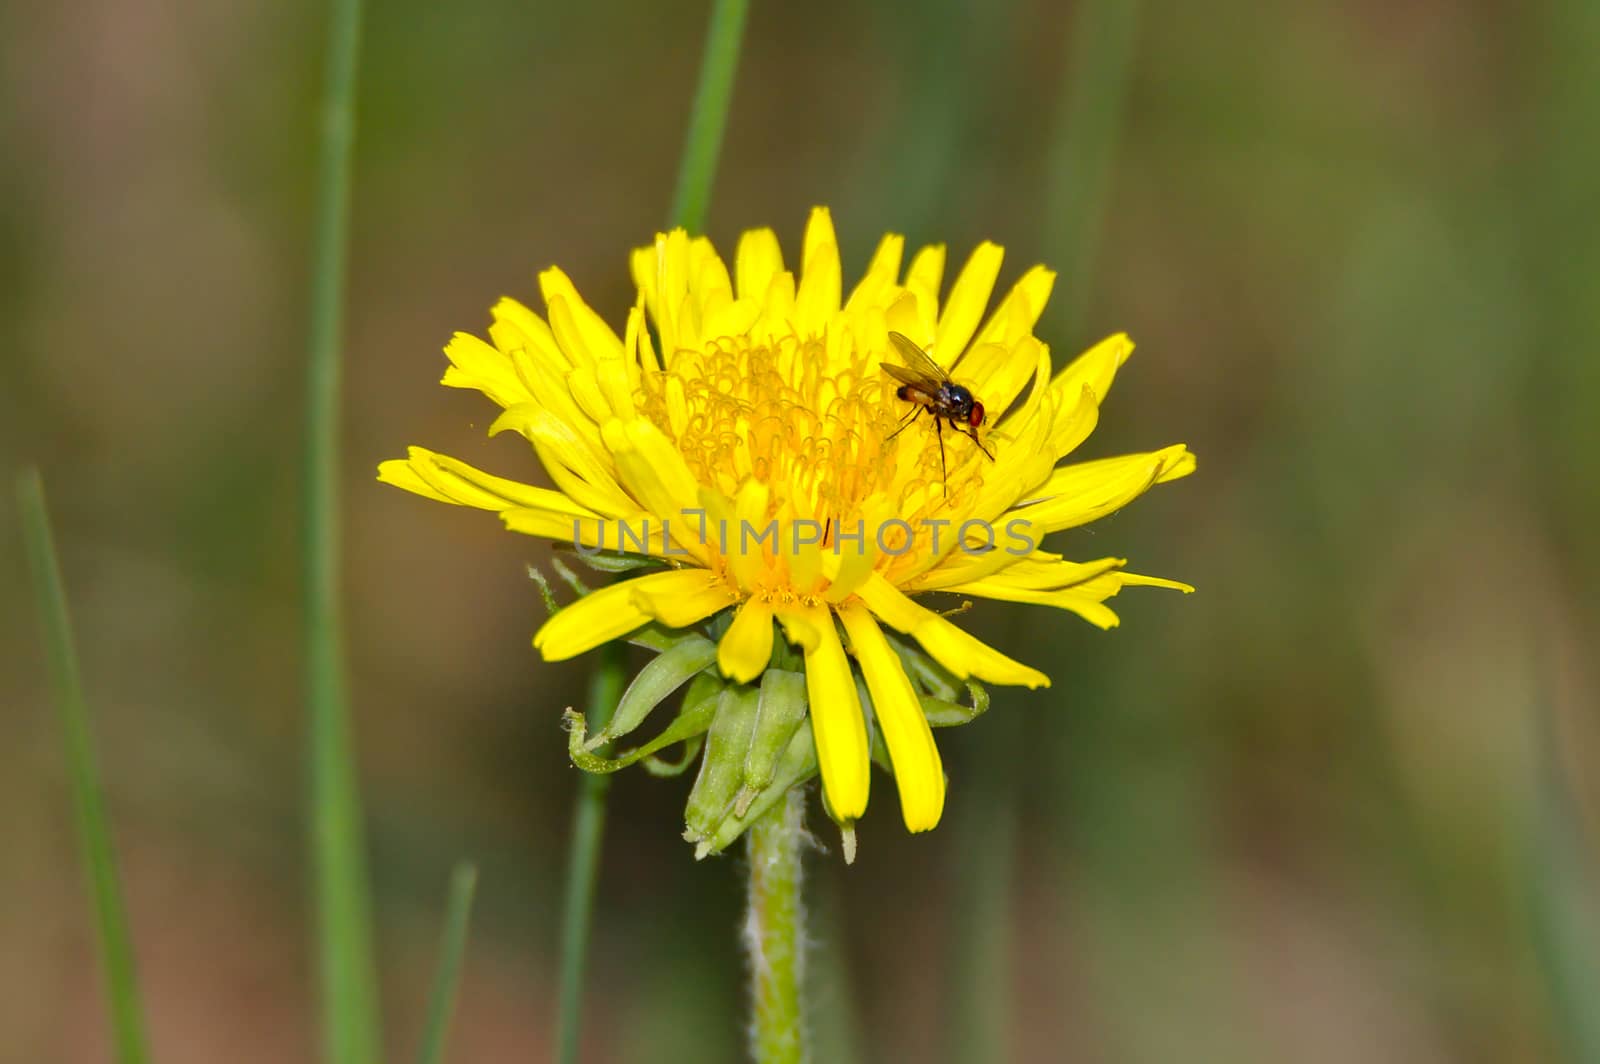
<box><xmin>379</xmin><ymin>207</ymin><xmax>1194</xmax><ymax>838</ymax></box>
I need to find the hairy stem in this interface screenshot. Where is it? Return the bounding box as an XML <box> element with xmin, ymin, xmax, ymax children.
<box><xmin>745</xmin><ymin>786</ymin><xmax>807</xmax><ymax>1064</ymax></box>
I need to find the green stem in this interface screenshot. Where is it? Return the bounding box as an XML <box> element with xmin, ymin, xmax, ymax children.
<box><xmin>302</xmin><ymin>0</ymin><xmax>379</xmax><ymax>1059</ymax></box>
<box><xmin>554</xmin><ymin>641</ymin><xmax>626</xmax><ymax>1064</ymax></box>
<box><xmin>668</xmin><ymin>0</ymin><xmax>751</xmax><ymax>233</ymax></box>
<box><xmin>17</xmin><ymin>471</ymin><xmax>152</xmax><ymax>1064</ymax></box>
<box><xmin>745</xmin><ymin>787</ymin><xmax>807</xmax><ymax>1064</ymax></box>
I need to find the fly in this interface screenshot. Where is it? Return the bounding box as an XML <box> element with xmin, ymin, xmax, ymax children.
<box><xmin>881</xmin><ymin>331</ymin><xmax>994</xmax><ymax>493</ymax></box>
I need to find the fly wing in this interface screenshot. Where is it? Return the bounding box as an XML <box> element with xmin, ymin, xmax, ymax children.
<box><xmin>886</xmin><ymin>331</ymin><xmax>950</xmax><ymax>383</ymax></box>
<box><xmin>880</xmin><ymin>360</ymin><xmax>942</xmax><ymax>399</ymax></box>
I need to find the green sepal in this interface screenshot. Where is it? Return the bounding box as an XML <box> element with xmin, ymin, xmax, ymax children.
<box><xmin>548</xmin><ymin>556</ymin><xmax>592</xmax><ymax>598</ymax></box>
<box><xmin>767</xmin><ymin>625</ymin><xmax>804</xmax><ymax>671</ymax></box>
<box><xmin>565</xmin><ymin>672</ymin><xmax>722</xmax><ymax>774</ymax></box>
<box><xmin>699</xmin><ymin>721</ymin><xmax>818</xmax><ymax>859</ymax></box>
<box><xmin>885</xmin><ymin>630</ymin><xmax>962</xmax><ymax>702</ymax></box>
<box><xmin>703</xmin><ymin>606</ymin><xmax>734</xmax><ymax>642</ymax></box>
<box><xmin>683</xmin><ymin>683</ymin><xmax>762</xmax><ymax>843</ymax></box>
<box><xmin>527</xmin><ymin>564</ymin><xmax>563</xmax><ymax>616</ymax></box>
<box><xmin>626</xmin><ymin>622</ymin><xmax>700</xmax><ymax>653</ymax></box>
<box><xmin>734</xmin><ymin>669</ymin><xmax>808</xmax><ymax>817</ymax></box>
<box><xmin>921</xmin><ymin>679</ymin><xmax>990</xmax><ymax>727</ymax></box>
<box><xmin>880</xmin><ymin>629</ymin><xmax>989</xmax><ymax>726</ymax></box>
<box><xmin>559</xmin><ymin>548</ymin><xmax>664</xmax><ymax>574</ymax></box>
<box><xmin>590</xmin><ymin>634</ymin><xmax>717</xmax><ymax>746</ymax></box>
<box><xmin>642</xmin><ymin>734</ymin><xmax>704</xmax><ymax>777</ymax></box>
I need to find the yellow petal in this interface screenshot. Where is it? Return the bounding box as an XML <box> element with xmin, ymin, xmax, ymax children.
<box><xmin>565</xmin><ymin>363</ymin><xmax>614</xmax><ymax>425</ymax></box>
<box><xmin>1117</xmin><ymin>572</ymin><xmax>1196</xmax><ymax>592</ymax></box>
<box><xmin>948</xmin><ymin>337</ymin><xmax>1039</xmax><ymax>423</ymax></box>
<box><xmin>595</xmin><ymin>353</ymin><xmax>636</xmax><ymax>420</ymax></box>
<box><xmin>777</xmin><ymin>502</ymin><xmax>826</xmax><ymax>594</ymax></box>
<box><xmin>641</xmin><ymin>233</ymin><xmax>675</xmax><ymax>353</ymax></box>
<box><xmin>994</xmin><ymin>331</ymin><xmax>1057</xmax><ymax>435</ymax></box>
<box><xmin>821</xmin><ymin>518</ymin><xmax>880</xmax><ymax>604</ymax></box>
<box><xmin>728</xmin><ymin>478</ymin><xmax>773</xmax><ymax>589</ymax></box>
<box><xmin>970</xmin><ymin>265</ymin><xmax>1056</xmax><ymax>350</ymax></box>
<box><xmin>601</xmin><ymin>418</ymin><xmax>711</xmax><ymax>560</ymax></box>
<box><xmin>905</xmin><ymin>243</ymin><xmax>945</xmax><ymax>301</ymax></box>
<box><xmin>377</xmin><ymin>446</ymin><xmax>590</xmax><ymax>515</ymax></box>
<box><xmin>917</xmin><ymin>550</ymin><xmax>1123</xmax><ymax>593</ymax></box>
<box><xmin>702</xmin><ymin>296</ymin><xmax>761</xmax><ymax>344</ymax></box>
<box><xmin>839</xmin><ymin>605</ymin><xmax>944</xmax><ymax>832</ymax></box>
<box><xmin>961</xmin><ymin>344</ymin><xmax>1061</xmax><ymax>528</ymax></box>
<box><xmin>690</xmin><ymin>235</ymin><xmax>733</xmax><ymax>306</ymax></box>
<box><xmin>795</xmin><ymin>207</ymin><xmax>841</xmax><ymax>336</ymax></box>
<box><xmin>533</xmin><ymin>573</ymin><xmax>662</xmax><ymax>659</ymax></box>
<box><xmin>777</xmin><ymin>603</ymin><xmax>869</xmax><ymax>820</ymax></box>
<box><xmin>952</xmin><ymin>566</ymin><xmax>1192</xmax><ymax>629</ymax></box>
<box><xmin>440</xmin><ymin>332</ymin><xmax>533</xmax><ymax>409</ymax></box>
<box><xmin>636</xmin><ymin>307</ymin><xmax>661</xmax><ymax>375</ymax></box>
<box><xmin>620</xmin><ymin>303</ymin><xmax>645</xmax><ymax>392</ymax></box>
<box><xmin>970</xmin><ymin>555</ymin><xmax>1126</xmax><ymax>591</ymax></box>
<box><xmin>540</xmin><ymin>267</ymin><xmax>624</xmax><ymax>363</ymax></box>
<box><xmin>377</xmin><ymin>455</ymin><xmax>449</xmax><ymax>503</ymax></box>
<box><xmin>844</xmin><ymin>233</ymin><xmax>905</xmax><ymax>313</ymax></box>
<box><xmin>883</xmin><ymin>290</ymin><xmax>927</xmax><ymax>347</ymax></box>
<box><xmin>490</xmin><ymin>403</ymin><xmax>633</xmax><ymax>517</ymax></box>
<box><xmin>736</xmin><ymin>227</ymin><xmax>784</xmax><ymax>303</ymax></box>
<box><xmin>935</xmin><ymin>241</ymin><xmax>1003</xmax><ymax>365</ymax></box>
<box><xmin>856</xmin><ymin>574</ymin><xmax>1050</xmax><ymax>688</ymax></box>
<box><xmin>902</xmin><ymin>244</ymin><xmax>945</xmax><ymax>344</ymax></box>
<box><xmin>630</xmin><ymin>244</ymin><xmax>659</xmax><ymax>323</ymax></box>
<box><xmin>943</xmin><ymin>581</ymin><xmax>1122</xmax><ymax>630</ymax></box>
<box><xmin>501</xmin><ymin>353</ymin><xmax>607</xmax><ymax>457</ymax></box>
<box><xmin>501</xmin><ymin>508</ymin><xmax>649</xmax><ymax>553</ymax></box>
<box><xmin>629</xmin><ymin>569</ymin><xmax>737</xmax><ymax>627</ymax></box>
<box><xmin>1051</xmin><ymin>332</ymin><xmax>1133</xmax><ymax>405</ymax></box>
<box><xmin>1010</xmin><ymin>444</ymin><xmax>1194</xmax><ymax>533</ymax></box>
<box><xmin>1048</xmin><ymin>382</ymin><xmax>1102</xmax><ymax>461</ymax></box>
<box><xmin>488</xmin><ymin>297</ymin><xmax>566</xmax><ymax>373</ymax></box>
<box><xmin>751</xmin><ymin>270</ymin><xmax>797</xmax><ymax>345</ymax></box>
<box><xmin>719</xmin><ymin>598</ymin><xmax>775</xmax><ymax>683</ymax></box>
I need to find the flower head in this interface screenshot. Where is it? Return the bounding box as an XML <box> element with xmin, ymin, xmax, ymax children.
<box><xmin>380</xmin><ymin>207</ymin><xmax>1193</xmax><ymax>845</ymax></box>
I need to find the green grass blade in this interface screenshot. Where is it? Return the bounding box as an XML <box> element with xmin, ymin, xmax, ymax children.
<box><xmin>302</xmin><ymin>0</ymin><xmax>380</xmax><ymax>1059</ymax></box>
<box><xmin>16</xmin><ymin>469</ymin><xmax>152</xmax><ymax>1064</ymax></box>
<box><xmin>1528</xmin><ymin>696</ymin><xmax>1600</xmax><ymax>1062</ymax></box>
<box><xmin>554</xmin><ymin>642</ymin><xmax>626</xmax><ymax>1064</ymax></box>
<box><xmin>416</xmin><ymin>863</ymin><xmax>479</xmax><ymax>1064</ymax></box>
<box><xmin>1044</xmin><ymin>0</ymin><xmax>1142</xmax><ymax>342</ymax></box>
<box><xmin>667</xmin><ymin>0</ymin><xmax>751</xmax><ymax>233</ymax></box>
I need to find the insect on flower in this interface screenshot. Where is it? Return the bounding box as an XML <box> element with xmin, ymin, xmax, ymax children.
<box><xmin>378</xmin><ymin>207</ymin><xmax>1199</xmax><ymax>839</ymax></box>
<box><xmin>882</xmin><ymin>330</ymin><xmax>994</xmax><ymax>491</ymax></box>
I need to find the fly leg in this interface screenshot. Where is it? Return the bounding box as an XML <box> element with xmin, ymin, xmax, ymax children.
<box><xmin>961</xmin><ymin>425</ymin><xmax>995</xmax><ymax>460</ymax></box>
<box><xmin>885</xmin><ymin>404</ymin><xmax>924</xmax><ymax>441</ymax></box>
<box><xmin>936</xmin><ymin>416</ymin><xmax>948</xmax><ymax>498</ymax></box>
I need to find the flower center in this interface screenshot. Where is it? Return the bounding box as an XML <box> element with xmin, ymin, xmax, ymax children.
<box><xmin>637</xmin><ymin>333</ymin><xmax>988</xmax><ymax>541</ymax></box>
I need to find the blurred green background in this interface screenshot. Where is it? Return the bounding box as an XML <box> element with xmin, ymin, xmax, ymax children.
<box><xmin>5</xmin><ymin>0</ymin><xmax>1599</xmax><ymax>1060</ymax></box>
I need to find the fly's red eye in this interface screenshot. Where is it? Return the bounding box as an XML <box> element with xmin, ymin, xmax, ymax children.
<box><xmin>968</xmin><ymin>402</ymin><xmax>985</xmax><ymax>428</ymax></box>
